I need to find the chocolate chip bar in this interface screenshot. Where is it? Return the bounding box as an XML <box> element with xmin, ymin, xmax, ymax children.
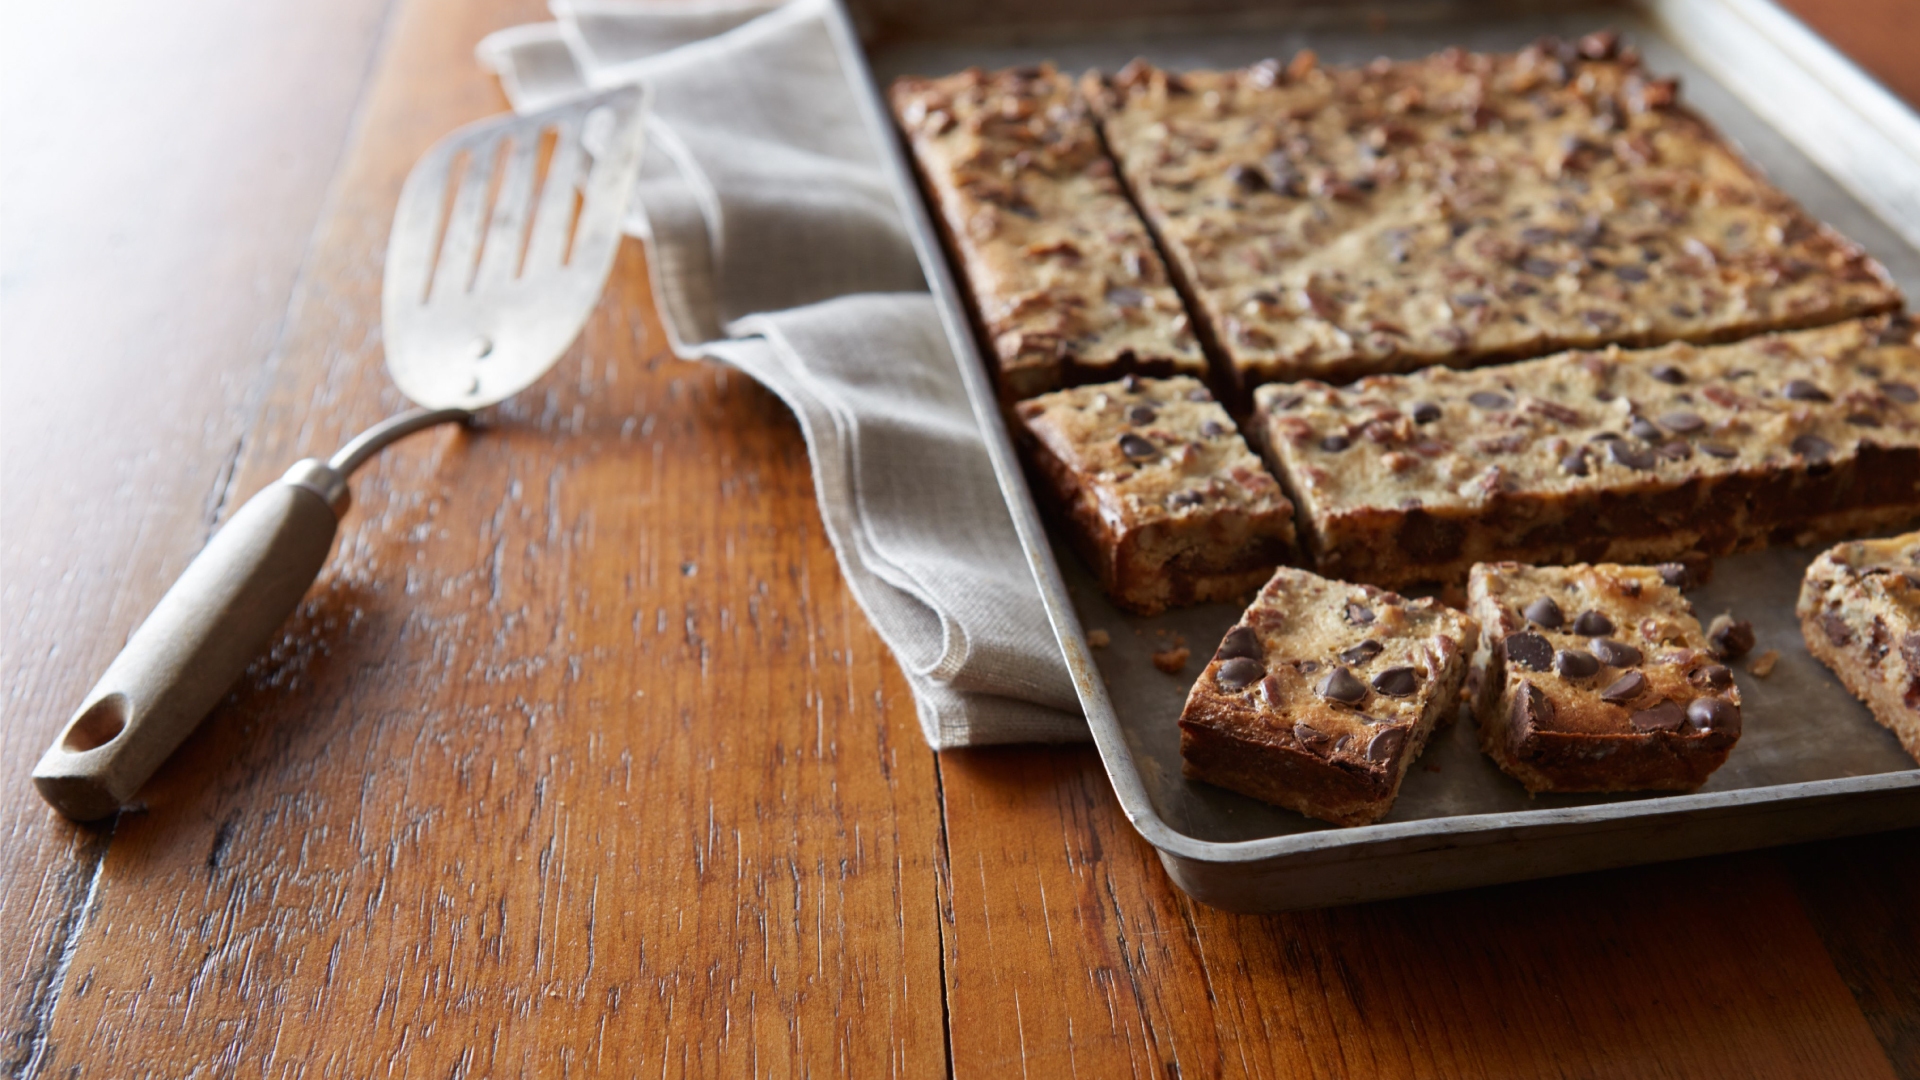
<box><xmin>1469</xmin><ymin>561</ymin><xmax>1742</xmax><ymax>793</ymax></box>
<box><xmin>1179</xmin><ymin>567</ymin><xmax>1478</xmax><ymax>826</ymax></box>
<box><xmin>1015</xmin><ymin>375</ymin><xmax>1295</xmax><ymax>615</ymax></box>
<box><xmin>1798</xmin><ymin>532</ymin><xmax>1920</xmax><ymax>763</ymax></box>
<box><xmin>1254</xmin><ymin>316</ymin><xmax>1920</xmax><ymax>589</ymax></box>
<box><xmin>890</xmin><ymin>65</ymin><xmax>1208</xmax><ymax>400</ymax></box>
<box><xmin>1087</xmin><ymin>39</ymin><xmax>1900</xmax><ymax>394</ymax></box>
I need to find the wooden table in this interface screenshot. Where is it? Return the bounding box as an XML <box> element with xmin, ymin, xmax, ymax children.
<box><xmin>4</xmin><ymin>0</ymin><xmax>1917</xmax><ymax>1074</ymax></box>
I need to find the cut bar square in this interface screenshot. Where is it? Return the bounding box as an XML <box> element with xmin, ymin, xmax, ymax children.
<box><xmin>890</xmin><ymin>65</ymin><xmax>1208</xmax><ymax>399</ymax></box>
<box><xmin>1252</xmin><ymin>316</ymin><xmax>1920</xmax><ymax>589</ymax></box>
<box><xmin>1469</xmin><ymin>561</ymin><xmax>1742</xmax><ymax>793</ymax></box>
<box><xmin>1798</xmin><ymin>532</ymin><xmax>1920</xmax><ymax>762</ymax></box>
<box><xmin>1014</xmin><ymin>375</ymin><xmax>1295</xmax><ymax>615</ymax></box>
<box><xmin>1088</xmin><ymin>41</ymin><xmax>1900</xmax><ymax>395</ymax></box>
<box><xmin>1179</xmin><ymin>567</ymin><xmax>1478</xmax><ymax>826</ymax></box>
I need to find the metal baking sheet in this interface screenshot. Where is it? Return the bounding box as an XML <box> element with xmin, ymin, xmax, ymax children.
<box><xmin>826</xmin><ymin>0</ymin><xmax>1920</xmax><ymax>910</ymax></box>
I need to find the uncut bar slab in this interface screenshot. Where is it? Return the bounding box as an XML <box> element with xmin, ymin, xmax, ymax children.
<box><xmin>1087</xmin><ymin>38</ymin><xmax>1900</xmax><ymax>395</ymax></box>
<box><xmin>1015</xmin><ymin>375</ymin><xmax>1294</xmax><ymax>615</ymax></box>
<box><xmin>1799</xmin><ymin>532</ymin><xmax>1920</xmax><ymax>763</ymax></box>
<box><xmin>891</xmin><ymin>65</ymin><xmax>1206</xmax><ymax>400</ymax></box>
<box><xmin>1469</xmin><ymin>561</ymin><xmax>1741</xmax><ymax>793</ymax></box>
<box><xmin>1253</xmin><ymin>316</ymin><xmax>1920</xmax><ymax>589</ymax></box>
<box><xmin>1179</xmin><ymin>566</ymin><xmax>1477</xmax><ymax>826</ymax></box>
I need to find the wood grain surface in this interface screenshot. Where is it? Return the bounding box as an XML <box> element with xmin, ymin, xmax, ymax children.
<box><xmin>2</xmin><ymin>0</ymin><xmax>1916</xmax><ymax>1076</ymax></box>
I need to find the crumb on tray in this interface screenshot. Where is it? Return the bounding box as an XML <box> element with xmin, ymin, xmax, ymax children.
<box><xmin>1086</xmin><ymin>628</ymin><xmax>1110</xmax><ymax>648</ymax></box>
<box><xmin>1151</xmin><ymin>637</ymin><xmax>1189</xmax><ymax>674</ymax></box>
<box><xmin>1749</xmin><ymin>649</ymin><xmax>1780</xmax><ymax>678</ymax></box>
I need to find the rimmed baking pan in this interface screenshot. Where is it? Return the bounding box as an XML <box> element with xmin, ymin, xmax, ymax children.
<box><xmin>826</xmin><ymin>0</ymin><xmax>1920</xmax><ymax>911</ymax></box>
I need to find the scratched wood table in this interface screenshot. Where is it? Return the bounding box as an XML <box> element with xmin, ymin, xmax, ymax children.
<box><xmin>4</xmin><ymin>0</ymin><xmax>1918</xmax><ymax>1075</ymax></box>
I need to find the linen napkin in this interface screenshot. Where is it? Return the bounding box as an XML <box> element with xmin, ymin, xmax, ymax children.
<box><xmin>478</xmin><ymin>0</ymin><xmax>1088</xmax><ymax>746</ymax></box>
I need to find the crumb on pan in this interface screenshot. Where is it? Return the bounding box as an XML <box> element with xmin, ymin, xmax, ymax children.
<box><xmin>1152</xmin><ymin>638</ymin><xmax>1190</xmax><ymax>673</ymax></box>
<box><xmin>1086</xmin><ymin>628</ymin><xmax>1111</xmax><ymax>648</ymax></box>
<box><xmin>1749</xmin><ymin>649</ymin><xmax>1780</xmax><ymax>678</ymax></box>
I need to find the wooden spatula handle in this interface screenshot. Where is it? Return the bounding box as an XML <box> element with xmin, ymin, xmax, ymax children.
<box><xmin>33</xmin><ymin>461</ymin><xmax>348</xmax><ymax>820</ymax></box>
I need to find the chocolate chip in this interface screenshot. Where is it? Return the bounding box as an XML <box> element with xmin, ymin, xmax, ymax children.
<box><xmin>1699</xmin><ymin>442</ymin><xmax>1738</xmax><ymax>459</ymax></box>
<box><xmin>1561</xmin><ymin>449</ymin><xmax>1590</xmax><ymax>476</ymax></box>
<box><xmin>1630</xmin><ymin>700</ymin><xmax>1686</xmax><ymax>732</ymax></box>
<box><xmin>1606</xmin><ymin>441</ymin><xmax>1656</xmax><ymax>470</ymax></box>
<box><xmin>1629</xmin><ymin>416</ymin><xmax>1663</xmax><ymax>441</ymax></box>
<box><xmin>1880</xmin><ymin>381</ymin><xmax>1918</xmax><ymax>404</ymax></box>
<box><xmin>1659</xmin><ymin>411</ymin><xmax>1705</xmax><ymax>434</ymax></box>
<box><xmin>1200</xmin><ymin>419</ymin><xmax>1226</xmax><ymax>438</ymax></box>
<box><xmin>1657</xmin><ymin>563</ymin><xmax>1691</xmax><ymax>589</ymax></box>
<box><xmin>1187</xmin><ymin>387</ymin><xmax>1213</xmax><ymax>403</ymax></box>
<box><xmin>1468</xmin><ymin>391</ymin><xmax>1512</xmax><ymax>410</ymax></box>
<box><xmin>1572</xmin><ymin>610</ymin><xmax>1615</xmax><ymax>636</ymax></box>
<box><xmin>1317</xmin><ymin>666</ymin><xmax>1367</xmax><ymax>704</ymax></box>
<box><xmin>1589</xmin><ymin>431</ymin><xmax>1622</xmax><ymax>442</ymax></box>
<box><xmin>1687</xmin><ymin>696</ymin><xmax>1741</xmax><ymax>734</ymax></box>
<box><xmin>1601</xmin><ymin>670</ymin><xmax>1648</xmax><ymax>703</ymax></box>
<box><xmin>1615</xmin><ymin>265</ymin><xmax>1649</xmax><ymax>282</ymax></box>
<box><xmin>1509</xmin><ymin>682</ymin><xmax>1554</xmax><ymax>730</ymax></box>
<box><xmin>1372</xmin><ymin>666</ymin><xmax>1419</xmax><ymax>696</ymax></box>
<box><xmin>1650</xmin><ymin>364</ymin><xmax>1687</xmax><ymax>385</ymax></box>
<box><xmin>1271</xmin><ymin>393</ymin><xmax>1305</xmax><ymax>411</ymax></box>
<box><xmin>1783</xmin><ymin>379</ymin><xmax>1831</xmax><ymax>402</ymax></box>
<box><xmin>1216</xmin><ymin>626</ymin><xmax>1262</xmax><ymax>661</ymax></box>
<box><xmin>1520</xmin><ymin>257</ymin><xmax>1559</xmax><ymax>277</ymax></box>
<box><xmin>1227</xmin><ymin>162</ymin><xmax>1267</xmax><ymax>191</ymax></box>
<box><xmin>1365</xmin><ymin>726</ymin><xmax>1407</xmax><ymax>762</ymax></box>
<box><xmin>1105</xmin><ymin>286</ymin><xmax>1145</xmax><ymax>308</ymax></box>
<box><xmin>1555</xmin><ymin>649</ymin><xmax>1600</xmax><ymax>678</ymax></box>
<box><xmin>1410</xmin><ymin>401</ymin><xmax>1441</xmax><ymax>424</ymax></box>
<box><xmin>1168</xmin><ymin>490</ymin><xmax>1205</xmax><ymax>509</ymax></box>
<box><xmin>1505</xmin><ymin>632</ymin><xmax>1553</xmax><ymax>672</ymax></box>
<box><xmin>1689</xmin><ymin>664</ymin><xmax>1734</xmax><ymax>690</ymax></box>
<box><xmin>1523</xmin><ymin>597</ymin><xmax>1564</xmax><ymax>628</ymax></box>
<box><xmin>1347</xmin><ymin>602</ymin><xmax>1375</xmax><ymax>625</ymax></box>
<box><xmin>1127</xmin><ymin>404</ymin><xmax>1157</xmax><ymax>425</ymax></box>
<box><xmin>1120</xmin><ymin>374</ymin><xmax>1142</xmax><ymax>393</ymax></box>
<box><xmin>1293</xmin><ymin>722</ymin><xmax>1333</xmax><ymax>754</ymax></box>
<box><xmin>1118</xmin><ymin>433</ymin><xmax>1157</xmax><ymax>460</ymax></box>
<box><xmin>1590</xmin><ymin>637</ymin><xmax>1643</xmax><ymax>667</ymax></box>
<box><xmin>1322</xmin><ymin>433</ymin><xmax>1354</xmax><ymax>452</ymax></box>
<box><xmin>1847</xmin><ymin>412</ymin><xmax>1882</xmax><ymax>427</ymax></box>
<box><xmin>1216</xmin><ymin>657</ymin><xmax>1266</xmax><ymax>691</ymax></box>
<box><xmin>1791</xmin><ymin>434</ymin><xmax>1834</xmax><ymax>463</ymax></box>
<box><xmin>1708</xmin><ymin>617</ymin><xmax>1756</xmax><ymax>660</ymax></box>
<box><xmin>1339</xmin><ymin>639</ymin><xmax>1383</xmax><ymax>665</ymax></box>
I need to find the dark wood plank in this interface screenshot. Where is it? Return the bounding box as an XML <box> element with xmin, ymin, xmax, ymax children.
<box><xmin>25</xmin><ymin>0</ymin><xmax>949</xmax><ymax>1073</ymax></box>
<box><xmin>938</xmin><ymin>745</ymin><xmax>1901</xmax><ymax>1079</ymax></box>
<box><xmin>0</xmin><ymin>0</ymin><xmax>392</xmax><ymax>1070</ymax></box>
<box><xmin>1781</xmin><ymin>828</ymin><xmax>1920</xmax><ymax>1079</ymax></box>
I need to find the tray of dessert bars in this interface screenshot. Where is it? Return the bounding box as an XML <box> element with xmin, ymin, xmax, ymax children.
<box><xmin>824</xmin><ymin>0</ymin><xmax>1920</xmax><ymax>911</ymax></box>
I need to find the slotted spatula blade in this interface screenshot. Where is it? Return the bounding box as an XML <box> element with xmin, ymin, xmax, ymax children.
<box><xmin>34</xmin><ymin>85</ymin><xmax>648</xmax><ymax>821</ymax></box>
<box><xmin>384</xmin><ymin>85</ymin><xmax>647</xmax><ymax>410</ymax></box>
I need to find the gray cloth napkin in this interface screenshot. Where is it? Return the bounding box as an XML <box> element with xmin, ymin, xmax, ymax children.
<box><xmin>478</xmin><ymin>0</ymin><xmax>1087</xmax><ymax>746</ymax></box>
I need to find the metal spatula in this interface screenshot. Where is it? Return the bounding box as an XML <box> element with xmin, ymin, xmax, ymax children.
<box><xmin>33</xmin><ymin>85</ymin><xmax>648</xmax><ymax>820</ymax></box>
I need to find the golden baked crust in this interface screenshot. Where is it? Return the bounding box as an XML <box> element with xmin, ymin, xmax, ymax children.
<box><xmin>1088</xmin><ymin>38</ymin><xmax>1901</xmax><ymax>393</ymax></box>
<box><xmin>1253</xmin><ymin>316</ymin><xmax>1920</xmax><ymax>588</ymax></box>
<box><xmin>890</xmin><ymin>65</ymin><xmax>1207</xmax><ymax>399</ymax></box>
<box><xmin>1179</xmin><ymin>567</ymin><xmax>1477</xmax><ymax>826</ymax></box>
<box><xmin>1015</xmin><ymin>375</ymin><xmax>1295</xmax><ymax>614</ymax></box>
<box><xmin>1798</xmin><ymin>532</ymin><xmax>1920</xmax><ymax>762</ymax></box>
<box><xmin>1469</xmin><ymin>561</ymin><xmax>1742</xmax><ymax>793</ymax></box>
